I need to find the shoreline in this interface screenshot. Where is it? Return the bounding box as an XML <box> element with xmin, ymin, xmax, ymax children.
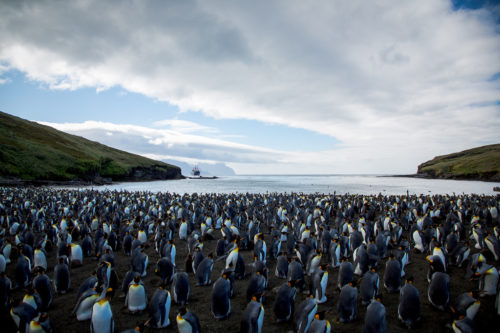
<box><xmin>378</xmin><ymin>173</ymin><xmax>500</xmax><ymax>183</ymax></box>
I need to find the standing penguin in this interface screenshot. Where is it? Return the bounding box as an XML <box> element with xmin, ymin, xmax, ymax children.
<box><xmin>28</xmin><ymin>312</ymin><xmax>54</xmax><ymax>333</ymax></box>
<box><xmin>309</xmin><ymin>310</ymin><xmax>331</xmax><ymax>333</ymax></box>
<box><xmin>155</xmin><ymin>257</ymin><xmax>174</xmax><ymax>285</ymax></box>
<box><xmin>196</xmin><ymin>253</ymin><xmax>214</xmax><ymax>286</ymax></box>
<box><xmin>176</xmin><ymin>307</ymin><xmax>201</xmax><ymax>333</ymax></box>
<box><xmin>211</xmin><ymin>273</ymin><xmax>231</xmax><ymax>320</ymax></box>
<box><xmin>398</xmin><ymin>279</ymin><xmax>421</xmax><ymax>329</ymax></box>
<box><xmin>383</xmin><ymin>256</ymin><xmax>402</xmax><ymax>293</ymax></box>
<box><xmin>476</xmin><ymin>264</ymin><xmax>499</xmax><ymax>296</ymax></box>
<box><xmin>273</xmin><ymin>280</ymin><xmax>296</xmax><ymax>323</ymax></box>
<box><xmin>131</xmin><ymin>248</ymin><xmax>148</xmax><ymax>277</ymax></box>
<box><xmin>363</xmin><ymin>298</ymin><xmax>386</xmax><ymax>333</ymax></box>
<box><xmin>338</xmin><ymin>282</ymin><xmax>358</xmax><ymax>323</ymax></box>
<box><xmin>149</xmin><ymin>284</ymin><xmax>171</xmax><ymax>328</ymax></box>
<box><xmin>73</xmin><ymin>286</ymin><xmax>103</xmax><ymax>321</ymax></box>
<box><xmin>294</xmin><ymin>295</ymin><xmax>318</xmax><ymax>333</ymax></box>
<box><xmin>32</xmin><ymin>268</ymin><xmax>53</xmax><ymax>311</ymax></box>
<box><xmin>69</xmin><ymin>243</ymin><xmax>83</xmax><ymax>267</ymax></box>
<box><xmin>10</xmin><ymin>301</ymin><xmax>37</xmax><ymax>333</ymax></box>
<box><xmin>125</xmin><ymin>275</ymin><xmax>147</xmax><ymax>313</ymax></box>
<box><xmin>360</xmin><ymin>269</ymin><xmax>379</xmax><ymax>306</ymax></box>
<box><xmin>0</xmin><ymin>272</ymin><xmax>12</xmax><ymax>309</ymax></box>
<box><xmin>15</xmin><ymin>251</ymin><xmax>31</xmax><ymax>289</ymax></box>
<box><xmin>90</xmin><ymin>288</ymin><xmax>114</xmax><ymax>333</ymax></box>
<box><xmin>171</xmin><ymin>272</ymin><xmax>190</xmax><ymax>306</ymax></box>
<box><xmin>53</xmin><ymin>257</ymin><xmax>70</xmax><ymax>295</ymax></box>
<box><xmin>428</xmin><ymin>272</ymin><xmax>450</xmax><ymax>311</ymax></box>
<box><xmin>338</xmin><ymin>261</ymin><xmax>354</xmax><ymax>289</ymax></box>
<box><xmin>287</xmin><ymin>257</ymin><xmax>305</xmax><ymax>291</ymax></box>
<box><xmin>275</xmin><ymin>254</ymin><xmax>289</xmax><ymax>279</ymax></box>
<box><xmin>33</xmin><ymin>246</ymin><xmax>47</xmax><ymax>271</ymax></box>
<box><xmin>312</xmin><ymin>264</ymin><xmax>328</xmax><ymax>304</ymax></box>
<box><xmin>246</xmin><ymin>271</ymin><xmax>266</xmax><ymax>303</ymax></box>
<box><xmin>240</xmin><ymin>294</ymin><xmax>264</xmax><ymax>333</ymax></box>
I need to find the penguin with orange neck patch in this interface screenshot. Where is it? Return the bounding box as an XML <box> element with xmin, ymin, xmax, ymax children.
<box><xmin>90</xmin><ymin>288</ymin><xmax>114</xmax><ymax>333</ymax></box>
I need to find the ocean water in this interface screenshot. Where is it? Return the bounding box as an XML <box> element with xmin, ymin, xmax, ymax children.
<box><xmin>91</xmin><ymin>175</ymin><xmax>500</xmax><ymax>195</ymax></box>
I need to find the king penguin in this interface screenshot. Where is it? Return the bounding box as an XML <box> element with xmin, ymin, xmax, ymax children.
<box><xmin>360</xmin><ymin>268</ymin><xmax>379</xmax><ymax>306</ymax></box>
<box><xmin>90</xmin><ymin>288</ymin><xmax>114</xmax><ymax>333</ymax></box>
<box><xmin>211</xmin><ymin>273</ymin><xmax>231</xmax><ymax>320</ymax></box>
<box><xmin>53</xmin><ymin>257</ymin><xmax>70</xmax><ymax>295</ymax></box>
<box><xmin>294</xmin><ymin>295</ymin><xmax>318</xmax><ymax>333</ymax></box>
<box><xmin>196</xmin><ymin>253</ymin><xmax>214</xmax><ymax>286</ymax></box>
<box><xmin>177</xmin><ymin>307</ymin><xmax>201</xmax><ymax>333</ymax></box>
<box><xmin>240</xmin><ymin>294</ymin><xmax>264</xmax><ymax>333</ymax></box>
<box><xmin>73</xmin><ymin>286</ymin><xmax>103</xmax><ymax>321</ymax></box>
<box><xmin>428</xmin><ymin>272</ymin><xmax>450</xmax><ymax>311</ymax></box>
<box><xmin>363</xmin><ymin>298</ymin><xmax>386</xmax><ymax>333</ymax></box>
<box><xmin>125</xmin><ymin>275</ymin><xmax>147</xmax><ymax>312</ymax></box>
<box><xmin>398</xmin><ymin>278</ymin><xmax>421</xmax><ymax>329</ymax></box>
<box><xmin>273</xmin><ymin>280</ymin><xmax>296</xmax><ymax>323</ymax></box>
<box><xmin>309</xmin><ymin>310</ymin><xmax>331</xmax><ymax>333</ymax></box>
<box><xmin>312</xmin><ymin>264</ymin><xmax>328</xmax><ymax>304</ymax></box>
<box><xmin>171</xmin><ymin>272</ymin><xmax>190</xmax><ymax>306</ymax></box>
<box><xmin>338</xmin><ymin>282</ymin><xmax>358</xmax><ymax>323</ymax></box>
<box><xmin>451</xmin><ymin>292</ymin><xmax>480</xmax><ymax>320</ymax></box>
<box><xmin>149</xmin><ymin>284</ymin><xmax>171</xmax><ymax>328</ymax></box>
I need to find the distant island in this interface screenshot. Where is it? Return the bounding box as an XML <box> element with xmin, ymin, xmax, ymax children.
<box><xmin>416</xmin><ymin>143</ymin><xmax>500</xmax><ymax>182</ymax></box>
<box><xmin>0</xmin><ymin>111</ymin><xmax>183</xmax><ymax>185</ymax></box>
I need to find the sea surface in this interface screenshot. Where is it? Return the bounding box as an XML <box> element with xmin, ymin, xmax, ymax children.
<box><xmin>85</xmin><ymin>175</ymin><xmax>500</xmax><ymax>195</ymax></box>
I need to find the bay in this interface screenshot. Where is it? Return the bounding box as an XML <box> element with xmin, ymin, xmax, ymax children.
<box><xmin>91</xmin><ymin>175</ymin><xmax>500</xmax><ymax>195</ymax></box>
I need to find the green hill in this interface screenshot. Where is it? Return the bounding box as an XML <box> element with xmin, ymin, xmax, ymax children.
<box><xmin>417</xmin><ymin>144</ymin><xmax>500</xmax><ymax>181</ymax></box>
<box><xmin>0</xmin><ymin>111</ymin><xmax>182</xmax><ymax>183</ymax></box>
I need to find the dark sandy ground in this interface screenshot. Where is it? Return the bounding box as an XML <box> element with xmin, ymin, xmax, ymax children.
<box><xmin>2</xmin><ymin>224</ymin><xmax>499</xmax><ymax>333</ymax></box>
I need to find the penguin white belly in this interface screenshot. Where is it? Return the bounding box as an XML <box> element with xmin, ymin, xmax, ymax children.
<box><xmin>127</xmin><ymin>285</ymin><xmax>147</xmax><ymax>312</ymax></box>
<box><xmin>71</xmin><ymin>245</ymin><xmax>83</xmax><ymax>264</ymax></box>
<box><xmin>177</xmin><ymin>318</ymin><xmax>191</xmax><ymax>333</ymax></box>
<box><xmin>179</xmin><ymin>224</ymin><xmax>188</xmax><ymax>240</ymax></box>
<box><xmin>34</xmin><ymin>251</ymin><xmax>47</xmax><ymax>270</ymax></box>
<box><xmin>226</xmin><ymin>249</ymin><xmax>238</xmax><ymax>268</ymax></box>
<box><xmin>0</xmin><ymin>254</ymin><xmax>5</xmax><ymax>273</ymax></box>
<box><xmin>318</xmin><ymin>272</ymin><xmax>328</xmax><ymax>303</ymax></box>
<box><xmin>91</xmin><ymin>301</ymin><xmax>113</xmax><ymax>333</ymax></box>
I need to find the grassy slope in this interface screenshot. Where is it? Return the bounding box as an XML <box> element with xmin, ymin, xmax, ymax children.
<box><xmin>417</xmin><ymin>143</ymin><xmax>500</xmax><ymax>181</ymax></box>
<box><xmin>0</xmin><ymin>111</ymin><xmax>181</xmax><ymax>181</ymax></box>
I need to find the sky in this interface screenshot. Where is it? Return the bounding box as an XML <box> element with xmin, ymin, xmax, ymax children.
<box><xmin>0</xmin><ymin>0</ymin><xmax>499</xmax><ymax>175</ymax></box>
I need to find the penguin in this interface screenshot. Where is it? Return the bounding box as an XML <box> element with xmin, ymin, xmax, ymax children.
<box><xmin>451</xmin><ymin>292</ymin><xmax>480</xmax><ymax>319</ymax></box>
<box><xmin>131</xmin><ymin>248</ymin><xmax>148</xmax><ymax>277</ymax></box>
<box><xmin>69</xmin><ymin>243</ymin><xmax>83</xmax><ymax>267</ymax></box>
<box><xmin>176</xmin><ymin>307</ymin><xmax>201</xmax><ymax>333</ymax></box>
<box><xmin>11</xmin><ymin>301</ymin><xmax>37</xmax><ymax>333</ymax></box>
<box><xmin>226</xmin><ymin>245</ymin><xmax>239</xmax><ymax>269</ymax></box>
<box><xmin>294</xmin><ymin>295</ymin><xmax>318</xmax><ymax>333</ymax></box>
<box><xmin>192</xmin><ymin>246</ymin><xmax>204</xmax><ymax>274</ymax></box>
<box><xmin>53</xmin><ymin>257</ymin><xmax>70</xmax><ymax>294</ymax></box>
<box><xmin>306</xmin><ymin>250</ymin><xmax>322</xmax><ymax>276</ymax></box>
<box><xmin>337</xmin><ymin>260</ymin><xmax>354</xmax><ymax>289</ymax></box>
<box><xmin>328</xmin><ymin>239</ymin><xmax>341</xmax><ymax>268</ymax></box>
<box><xmin>81</xmin><ymin>235</ymin><xmax>93</xmax><ymax>257</ymax></box>
<box><xmin>451</xmin><ymin>245</ymin><xmax>470</xmax><ymax>268</ymax></box>
<box><xmin>485</xmin><ymin>235</ymin><xmax>500</xmax><ymax>261</ymax></box>
<box><xmin>97</xmin><ymin>261</ymin><xmax>112</xmax><ymax>290</ymax></box>
<box><xmin>338</xmin><ymin>282</ymin><xmax>358</xmax><ymax>323</ymax></box>
<box><xmin>312</xmin><ymin>264</ymin><xmax>328</xmax><ymax>304</ymax></box>
<box><xmin>179</xmin><ymin>220</ymin><xmax>188</xmax><ymax>240</ymax></box>
<box><xmin>273</xmin><ymin>280</ymin><xmax>296</xmax><ymax>323</ymax></box>
<box><xmin>121</xmin><ymin>270</ymin><xmax>140</xmax><ymax>295</ymax></box>
<box><xmin>149</xmin><ymin>284</ymin><xmax>171</xmax><ymax>328</ymax></box>
<box><xmin>30</xmin><ymin>269</ymin><xmax>51</xmax><ymax>311</ymax></box>
<box><xmin>28</xmin><ymin>312</ymin><xmax>53</xmax><ymax>333</ymax></box>
<box><xmin>275</xmin><ymin>254</ymin><xmax>288</xmax><ymax>279</ymax></box>
<box><xmin>211</xmin><ymin>273</ymin><xmax>231</xmax><ymax>320</ymax></box>
<box><xmin>196</xmin><ymin>253</ymin><xmax>214</xmax><ymax>286</ymax></box>
<box><xmin>15</xmin><ymin>252</ymin><xmax>31</xmax><ymax>289</ymax></box>
<box><xmin>0</xmin><ymin>253</ymin><xmax>5</xmax><ymax>274</ymax></box>
<box><xmin>353</xmin><ymin>244</ymin><xmax>369</xmax><ymax>276</ymax></box>
<box><xmin>90</xmin><ymin>288</ymin><xmax>114</xmax><ymax>333</ymax></box>
<box><xmin>240</xmin><ymin>294</ymin><xmax>264</xmax><ymax>333</ymax></box>
<box><xmin>34</xmin><ymin>247</ymin><xmax>47</xmax><ymax>271</ymax></box>
<box><xmin>428</xmin><ymin>272</ymin><xmax>450</xmax><ymax>311</ymax></box>
<box><xmin>476</xmin><ymin>264</ymin><xmax>499</xmax><ymax>296</ymax></box>
<box><xmin>412</xmin><ymin>229</ymin><xmax>426</xmax><ymax>253</ymax></box>
<box><xmin>0</xmin><ymin>271</ymin><xmax>12</xmax><ymax>309</ymax></box>
<box><xmin>73</xmin><ymin>286</ymin><xmax>103</xmax><ymax>321</ymax></box>
<box><xmin>426</xmin><ymin>254</ymin><xmax>446</xmax><ymax>283</ymax></box>
<box><xmin>23</xmin><ymin>287</ymin><xmax>42</xmax><ymax>315</ymax></box>
<box><xmin>155</xmin><ymin>257</ymin><xmax>174</xmax><ymax>285</ymax></box>
<box><xmin>171</xmin><ymin>272</ymin><xmax>190</xmax><ymax>306</ymax></box>
<box><xmin>452</xmin><ymin>316</ymin><xmax>476</xmax><ymax>333</ymax></box>
<box><xmin>363</xmin><ymin>299</ymin><xmax>386</xmax><ymax>333</ymax></box>
<box><xmin>125</xmin><ymin>275</ymin><xmax>147</xmax><ymax>312</ymax></box>
<box><xmin>398</xmin><ymin>278</ymin><xmax>420</xmax><ymax>329</ymax></box>
<box><xmin>466</xmin><ymin>253</ymin><xmax>486</xmax><ymax>279</ymax></box>
<box><xmin>383</xmin><ymin>256</ymin><xmax>402</xmax><ymax>293</ymax></box>
<box><xmin>287</xmin><ymin>257</ymin><xmax>305</xmax><ymax>291</ymax></box>
<box><xmin>360</xmin><ymin>268</ymin><xmax>379</xmax><ymax>306</ymax></box>
<box><xmin>309</xmin><ymin>310</ymin><xmax>331</xmax><ymax>333</ymax></box>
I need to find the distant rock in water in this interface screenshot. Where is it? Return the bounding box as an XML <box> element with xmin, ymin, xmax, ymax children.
<box><xmin>416</xmin><ymin>143</ymin><xmax>500</xmax><ymax>181</ymax></box>
<box><xmin>0</xmin><ymin>111</ymin><xmax>182</xmax><ymax>184</ymax></box>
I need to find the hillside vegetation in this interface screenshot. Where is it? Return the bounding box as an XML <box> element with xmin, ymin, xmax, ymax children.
<box><xmin>417</xmin><ymin>144</ymin><xmax>500</xmax><ymax>181</ymax></box>
<box><xmin>0</xmin><ymin>111</ymin><xmax>182</xmax><ymax>183</ymax></box>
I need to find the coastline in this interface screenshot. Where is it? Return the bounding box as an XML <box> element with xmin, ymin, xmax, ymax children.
<box><xmin>378</xmin><ymin>173</ymin><xmax>500</xmax><ymax>183</ymax></box>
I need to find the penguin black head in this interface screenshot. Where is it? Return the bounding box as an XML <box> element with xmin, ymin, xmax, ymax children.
<box><xmin>315</xmin><ymin>310</ymin><xmax>328</xmax><ymax>320</ymax></box>
<box><xmin>178</xmin><ymin>306</ymin><xmax>188</xmax><ymax>316</ymax></box>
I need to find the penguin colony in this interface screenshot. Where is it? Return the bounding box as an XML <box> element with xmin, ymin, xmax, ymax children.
<box><xmin>0</xmin><ymin>187</ymin><xmax>499</xmax><ymax>332</ymax></box>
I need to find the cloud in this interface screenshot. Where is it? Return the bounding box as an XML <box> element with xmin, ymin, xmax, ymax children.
<box><xmin>1</xmin><ymin>0</ymin><xmax>500</xmax><ymax>173</ymax></box>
